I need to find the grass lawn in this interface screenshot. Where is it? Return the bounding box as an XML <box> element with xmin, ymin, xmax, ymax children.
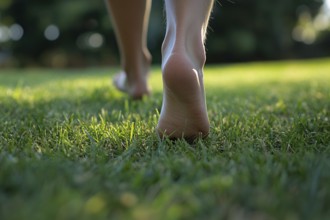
<box><xmin>0</xmin><ymin>58</ymin><xmax>329</xmax><ymax>220</ymax></box>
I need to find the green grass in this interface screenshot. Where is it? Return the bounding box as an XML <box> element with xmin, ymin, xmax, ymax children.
<box><xmin>0</xmin><ymin>58</ymin><xmax>329</xmax><ymax>220</ymax></box>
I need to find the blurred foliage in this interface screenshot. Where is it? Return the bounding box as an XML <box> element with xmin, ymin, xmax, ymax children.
<box><xmin>0</xmin><ymin>0</ymin><xmax>329</xmax><ymax>67</ymax></box>
<box><xmin>1</xmin><ymin>0</ymin><xmax>115</xmax><ymax>67</ymax></box>
<box><xmin>207</xmin><ymin>0</ymin><xmax>328</xmax><ymax>62</ymax></box>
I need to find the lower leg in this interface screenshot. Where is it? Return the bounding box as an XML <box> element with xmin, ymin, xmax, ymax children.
<box><xmin>105</xmin><ymin>0</ymin><xmax>152</xmax><ymax>99</ymax></box>
<box><xmin>157</xmin><ymin>0</ymin><xmax>214</xmax><ymax>140</ymax></box>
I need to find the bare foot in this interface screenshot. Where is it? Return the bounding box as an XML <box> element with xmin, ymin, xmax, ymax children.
<box><xmin>113</xmin><ymin>71</ymin><xmax>150</xmax><ymax>100</ymax></box>
<box><xmin>113</xmin><ymin>52</ymin><xmax>152</xmax><ymax>100</ymax></box>
<box><xmin>156</xmin><ymin>52</ymin><xmax>210</xmax><ymax>141</ymax></box>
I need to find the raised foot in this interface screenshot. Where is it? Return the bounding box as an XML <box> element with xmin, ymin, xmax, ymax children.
<box><xmin>113</xmin><ymin>71</ymin><xmax>151</xmax><ymax>100</ymax></box>
<box><xmin>156</xmin><ymin>53</ymin><xmax>210</xmax><ymax>141</ymax></box>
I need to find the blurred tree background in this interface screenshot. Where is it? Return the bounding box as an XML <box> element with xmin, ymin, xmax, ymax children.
<box><xmin>0</xmin><ymin>0</ymin><xmax>329</xmax><ymax>68</ymax></box>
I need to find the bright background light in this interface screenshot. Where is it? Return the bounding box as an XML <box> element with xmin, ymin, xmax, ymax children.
<box><xmin>326</xmin><ymin>0</ymin><xmax>330</xmax><ymax>9</ymax></box>
<box><xmin>10</xmin><ymin>24</ymin><xmax>24</xmax><ymax>41</ymax></box>
<box><xmin>44</xmin><ymin>25</ymin><xmax>60</xmax><ymax>41</ymax></box>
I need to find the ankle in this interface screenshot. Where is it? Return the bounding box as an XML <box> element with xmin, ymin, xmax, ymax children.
<box><xmin>161</xmin><ymin>34</ymin><xmax>206</xmax><ymax>83</ymax></box>
<box><xmin>122</xmin><ymin>50</ymin><xmax>152</xmax><ymax>83</ymax></box>
<box><xmin>162</xmin><ymin>31</ymin><xmax>206</xmax><ymax>71</ymax></box>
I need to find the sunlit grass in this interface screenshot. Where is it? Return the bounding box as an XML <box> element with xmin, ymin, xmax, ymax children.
<box><xmin>0</xmin><ymin>58</ymin><xmax>329</xmax><ymax>220</ymax></box>
<box><xmin>206</xmin><ymin>58</ymin><xmax>330</xmax><ymax>87</ymax></box>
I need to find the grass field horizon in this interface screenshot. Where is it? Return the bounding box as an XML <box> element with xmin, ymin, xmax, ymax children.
<box><xmin>0</xmin><ymin>58</ymin><xmax>329</xmax><ymax>219</ymax></box>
